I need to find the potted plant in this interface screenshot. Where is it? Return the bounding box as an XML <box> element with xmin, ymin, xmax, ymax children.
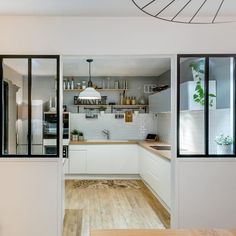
<box><xmin>189</xmin><ymin>60</ymin><xmax>216</xmax><ymax>108</ymax></box>
<box><xmin>78</xmin><ymin>131</ymin><xmax>84</xmax><ymax>141</ymax></box>
<box><xmin>71</xmin><ymin>129</ymin><xmax>79</xmax><ymax>141</ymax></box>
<box><xmin>98</xmin><ymin>106</ymin><xmax>107</xmax><ymax>115</ymax></box>
<box><xmin>189</xmin><ymin>60</ymin><xmax>204</xmax><ymax>81</ymax></box>
<box><xmin>215</xmin><ymin>134</ymin><xmax>233</xmax><ymax>155</ymax></box>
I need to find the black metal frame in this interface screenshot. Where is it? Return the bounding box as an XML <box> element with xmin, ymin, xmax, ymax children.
<box><xmin>0</xmin><ymin>55</ymin><xmax>60</xmax><ymax>158</ymax></box>
<box><xmin>177</xmin><ymin>54</ymin><xmax>236</xmax><ymax>158</ymax></box>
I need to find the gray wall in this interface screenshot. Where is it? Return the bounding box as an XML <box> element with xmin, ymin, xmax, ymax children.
<box><xmin>209</xmin><ymin>58</ymin><xmax>231</xmax><ymax>109</ymax></box>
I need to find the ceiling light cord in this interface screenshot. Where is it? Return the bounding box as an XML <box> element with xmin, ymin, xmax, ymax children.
<box><xmin>87</xmin><ymin>59</ymin><xmax>93</xmax><ymax>87</ymax></box>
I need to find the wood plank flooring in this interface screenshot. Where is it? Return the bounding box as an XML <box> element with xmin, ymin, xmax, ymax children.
<box><xmin>91</xmin><ymin>229</ymin><xmax>236</xmax><ymax>236</ymax></box>
<box><xmin>63</xmin><ymin>180</ymin><xmax>170</xmax><ymax>236</ymax></box>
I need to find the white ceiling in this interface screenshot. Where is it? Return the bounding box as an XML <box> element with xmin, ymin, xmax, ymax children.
<box><xmin>0</xmin><ymin>0</ymin><xmax>235</xmax><ymax>17</ymax></box>
<box><xmin>0</xmin><ymin>0</ymin><xmax>141</xmax><ymax>16</ymax></box>
<box><xmin>3</xmin><ymin>59</ymin><xmax>57</xmax><ymax>76</ymax></box>
<box><xmin>63</xmin><ymin>57</ymin><xmax>171</xmax><ymax>76</ymax></box>
<box><xmin>3</xmin><ymin>57</ymin><xmax>171</xmax><ymax>77</ymax></box>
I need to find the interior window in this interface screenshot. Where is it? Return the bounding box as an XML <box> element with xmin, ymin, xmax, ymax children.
<box><xmin>0</xmin><ymin>56</ymin><xmax>60</xmax><ymax>157</ymax></box>
<box><xmin>177</xmin><ymin>55</ymin><xmax>235</xmax><ymax>157</ymax></box>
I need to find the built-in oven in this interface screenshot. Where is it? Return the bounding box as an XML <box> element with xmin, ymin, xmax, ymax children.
<box><xmin>43</xmin><ymin>112</ymin><xmax>69</xmax><ymax>139</ymax></box>
<box><xmin>44</xmin><ymin>145</ymin><xmax>57</xmax><ymax>155</ymax></box>
<box><xmin>44</xmin><ymin>145</ymin><xmax>68</xmax><ymax>157</ymax></box>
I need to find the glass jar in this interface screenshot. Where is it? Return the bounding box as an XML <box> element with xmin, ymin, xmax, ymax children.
<box><xmin>77</xmin><ymin>82</ymin><xmax>81</xmax><ymax>89</ymax></box>
<box><xmin>82</xmin><ymin>81</ymin><xmax>87</xmax><ymax>89</ymax></box>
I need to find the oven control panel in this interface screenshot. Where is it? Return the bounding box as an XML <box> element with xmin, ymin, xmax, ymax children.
<box><xmin>63</xmin><ymin>145</ymin><xmax>68</xmax><ymax>158</ymax></box>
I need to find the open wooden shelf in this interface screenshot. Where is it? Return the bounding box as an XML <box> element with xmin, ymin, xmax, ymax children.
<box><xmin>64</xmin><ymin>89</ymin><xmax>129</xmax><ymax>92</ymax></box>
<box><xmin>72</xmin><ymin>104</ymin><xmax>148</xmax><ymax>108</ymax></box>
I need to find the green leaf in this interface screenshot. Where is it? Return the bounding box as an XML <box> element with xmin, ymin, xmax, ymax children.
<box><xmin>209</xmin><ymin>93</ymin><xmax>216</xmax><ymax>97</ymax></box>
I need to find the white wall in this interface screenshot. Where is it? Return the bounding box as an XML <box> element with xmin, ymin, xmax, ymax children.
<box><xmin>0</xmin><ymin>16</ymin><xmax>236</xmax><ymax>232</ymax></box>
<box><xmin>0</xmin><ymin>17</ymin><xmax>236</xmax><ymax>54</ymax></box>
<box><xmin>176</xmin><ymin>159</ymin><xmax>236</xmax><ymax>228</ymax></box>
<box><xmin>0</xmin><ymin>159</ymin><xmax>62</xmax><ymax>236</ymax></box>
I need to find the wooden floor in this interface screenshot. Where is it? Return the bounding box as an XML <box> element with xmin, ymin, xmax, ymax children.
<box><xmin>63</xmin><ymin>180</ymin><xmax>170</xmax><ymax>236</ymax></box>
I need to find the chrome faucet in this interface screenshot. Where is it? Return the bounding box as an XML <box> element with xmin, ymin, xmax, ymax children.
<box><xmin>102</xmin><ymin>129</ymin><xmax>110</xmax><ymax>140</ymax></box>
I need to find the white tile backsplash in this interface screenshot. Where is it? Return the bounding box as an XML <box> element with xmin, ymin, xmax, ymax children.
<box><xmin>156</xmin><ymin>113</ymin><xmax>171</xmax><ymax>144</ymax></box>
<box><xmin>70</xmin><ymin>113</ymin><xmax>157</xmax><ymax>140</ymax></box>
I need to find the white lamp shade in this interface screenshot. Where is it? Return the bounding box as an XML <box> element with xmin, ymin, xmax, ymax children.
<box><xmin>79</xmin><ymin>87</ymin><xmax>101</xmax><ymax>100</ymax></box>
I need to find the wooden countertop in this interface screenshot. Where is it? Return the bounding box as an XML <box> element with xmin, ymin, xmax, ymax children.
<box><xmin>138</xmin><ymin>141</ymin><xmax>171</xmax><ymax>160</ymax></box>
<box><xmin>69</xmin><ymin>140</ymin><xmax>171</xmax><ymax>160</ymax></box>
<box><xmin>91</xmin><ymin>229</ymin><xmax>236</xmax><ymax>236</ymax></box>
<box><xmin>70</xmin><ymin>140</ymin><xmax>138</xmax><ymax>145</ymax></box>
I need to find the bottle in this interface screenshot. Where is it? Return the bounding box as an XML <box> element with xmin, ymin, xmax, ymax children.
<box><xmin>131</xmin><ymin>96</ymin><xmax>136</xmax><ymax>105</ymax></box>
<box><xmin>71</xmin><ymin>78</ymin><xmax>74</xmax><ymax>90</ymax></box>
<box><xmin>102</xmin><ymin>79</ymin><xmax>106</xmax><ymax>89</ymax></box>
<box><xmin>63</xmin><ymin>80</ymin><xmax>66</xmax><ymax>90</ymax></box>
<box><xmin>67</xmin><ymin>80</ymin><xmax>70</xmax><ymax>90</ymax></box>
<box><xmin>122</xmin><ymin>91</ymin><xmax>126</xmax><ymax>105</ymax></box>
<box><xmin>82</xmin><ymin>81</ymin><xmax>86</xmax><ymax>89</ymax></box>
<box><xmin>125</xmin><ymin>80</ymin><xmax>128</xmax><ymax>89</ymax></box>
<box><xmin>126</xmin><ymin>97</ymin><xmax>131</xmax><ymax>105</ymax></box>
<box><xmin>120</xmin><ymin>93</ymin><xmax>123</xmax><ymax>105</ymax></box>
<box><xmin>107</xmin><ymin>77</ymin><xmax>110</xmax><ymax>89</ymax></box>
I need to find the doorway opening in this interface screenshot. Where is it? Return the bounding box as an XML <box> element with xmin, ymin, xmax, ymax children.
<box><xmin>62</xmin><ymin>55</ymin><xmax>173</xmax><ymax>236</ymax></box>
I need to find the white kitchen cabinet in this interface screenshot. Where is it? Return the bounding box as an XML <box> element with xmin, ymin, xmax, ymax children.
<box><xmin>69</xmin><ymin>149</ymin><xmax>87</xmax><ymax>174</ymax></box>
<box><xmin>68</xmin><ymin>144</ymin><xmax>139</xmax><ymax>175</ymax></box>
<box><xmin>149</xmin><ymin>89</ymin><xmax>171</xmax><ymax>113</ymax></box>
<box><xmin>86</xmin><ymin>144</ymin><xmax>139</xmax><ymax>174</ymax></box>
<box><xmin>139</xmin><ymin>146</ymin><xmax>171</xmax><ymax>209</ymax></box>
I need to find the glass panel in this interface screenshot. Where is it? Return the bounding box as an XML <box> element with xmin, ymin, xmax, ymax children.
<box><xmin>31</xmin><ymin>58</ymin><xmax>58</xmax><ymax>155</ymax></box>
<box><xmin>179</xmin><ymin>57</ymin><xmax>206</xmax><ymax>155</ymax></box>
<box><xmin>2</xmin><ymin>59</ymin><xmax>28</xmax><ymax>155</ymax></box>
<box><xmin>209</xmin><ymin>57</ymin><xmax>235</xmax><ymax>155</ymax></box>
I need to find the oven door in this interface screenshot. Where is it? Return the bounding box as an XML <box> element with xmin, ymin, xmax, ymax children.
<box><xmin>44</xmin><ymin>145</ymin><xmax>57</xmax><ymax>155</ymax></box>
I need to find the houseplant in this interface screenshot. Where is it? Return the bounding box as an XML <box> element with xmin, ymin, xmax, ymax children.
<box><xmin>189</xmin><ymin>60</ymin><xmax>216</xmax><ymax>107</ymax></box>
<box><xmin>71</xmin><ymin>129</ymin><xmax>79</xmax><ymax>141</ymax></box>
<box><xmin>78</xmin><ymin>131</ymin><xmax>84</xmax><ymax>141</ymax></box>
<box><xmin>215</xmin><ymin>134</ymin><xmax>233</xmax><ymax>154</ymax></box>
<box><xmin>98</xmin><ymin>106</ymin><xmax>107</xmax><ymax>115</ymax></box>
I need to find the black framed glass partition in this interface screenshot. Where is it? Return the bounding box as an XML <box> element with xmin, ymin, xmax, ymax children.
<box><xmin>0</xmin><ymin>55</ymin><xmax>60</xmax><ymax>157</ymax></box>
<box><xmin>177</xmin><ymin>55</ymin><xmax>236</xmax><ymax>157</ymax></box>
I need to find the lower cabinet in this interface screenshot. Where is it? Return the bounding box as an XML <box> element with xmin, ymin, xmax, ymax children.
<box><xmin>68</xmin><ymin>144</ymin><xmax>139</xmax><ymax>175</ymax></box>
<box><xmin>139</xmin><ymin>146</ymin><xmax>171</xmax><ymax>209</ymax></box>
<box><xmin>69</xmin><ymin>150</ymin><xmax>87</xmax><ymax>174</ymax></box>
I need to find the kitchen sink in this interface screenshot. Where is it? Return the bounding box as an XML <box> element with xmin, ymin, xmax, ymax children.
<box><xmin>150</xmin><ymin>145</ymin><xmax>171</xmax><ymax>150</ymax></box>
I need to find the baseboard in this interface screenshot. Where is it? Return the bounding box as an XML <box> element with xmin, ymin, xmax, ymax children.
<box><xmin>142</xmin><ymin>179</ymin><xmax>171</xmax><ymax>214</ymax></box>
<box><xmin>65</xmin><ymin>174</ymin><xmax>141</xmax><ymax>180</ymax></box>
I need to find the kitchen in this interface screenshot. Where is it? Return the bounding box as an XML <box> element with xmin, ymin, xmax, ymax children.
<box><xmin>1</xmin><ymin>53</ymin><xmax>235</xmax><ymax>236</ymax></box>
<box><xmin>62</xmin><ymin>56</ymin><xmax>172</xmax><ymax>234</ymax></box>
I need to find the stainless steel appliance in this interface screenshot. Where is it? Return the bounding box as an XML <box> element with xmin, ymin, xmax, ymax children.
<box><xmin>43</xmin><ymin>112</ymin><xmax>69</xmax><ymax>139</ymax></box>
<box><xmin>43</xmin><ymin>112</ymin><xmax>70</xmax><ymax>156</ymax></box>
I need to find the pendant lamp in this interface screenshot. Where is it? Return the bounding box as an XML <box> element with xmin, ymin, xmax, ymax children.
<box><xmin>132</xmin><ymin>0</ymin><xmax>235</xmax><ymax>24</ymax></box>
<box><xmin>79</xmin><ymin>59</ymin><xmax>101</xmax><ymax>100</ymax></box>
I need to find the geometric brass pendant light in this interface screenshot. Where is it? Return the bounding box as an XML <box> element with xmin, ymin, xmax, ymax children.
<box><xmin>132</xmin><ymin>0</ymin><xmax>235</xmax><ymax>24</ymax></box>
